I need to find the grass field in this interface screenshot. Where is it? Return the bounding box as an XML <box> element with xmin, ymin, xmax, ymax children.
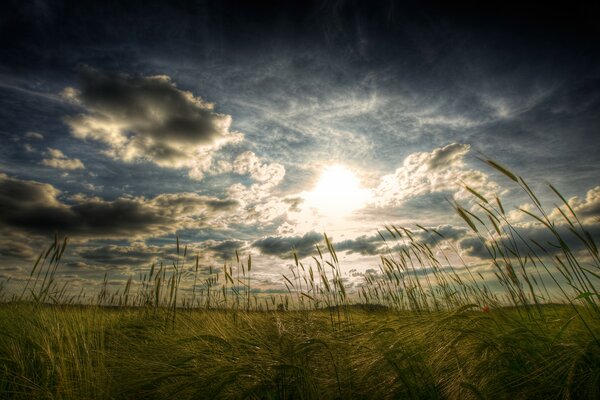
<box><xmin>1</xmin><ymin>161</ymin><xmax>599</xmax><ymax>399</ymax></box>
<box><xmin>0</xmin><ymin>303</ymin><xmax>598</xmax><ymax>399</ymax></box>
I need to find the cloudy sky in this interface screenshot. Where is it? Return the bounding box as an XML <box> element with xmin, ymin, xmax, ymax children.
<box><xmin>1</xmin><ymin>0</ymin><xmax>599</xmax><ymax>295</ymax></box>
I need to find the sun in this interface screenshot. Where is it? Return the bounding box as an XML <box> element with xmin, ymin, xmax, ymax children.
<box><xmin>304</xmin><ymin>165</ymin><xmax>371</xmax><ymax>218</ymax></box>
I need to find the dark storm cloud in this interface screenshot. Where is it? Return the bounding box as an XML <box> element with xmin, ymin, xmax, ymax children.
<box><xmin>76</xmin><ymin>243</ymin><xmax>170</xmax><ymax>267</ymax></box>
<box><xmin>205</xmin><ymin>199</ymin><xmax>240</xmax><ymax>210</ymax></box>
<box><xmin>0</xmin><ymin>172</ymin><xmax>62</xmax><ymax>208</ymax></box>
<box><xmin>0</xmin><ymin>173</ymin><xmax>165</xmax><ymax>236</ymax></box>
<box><xmin>204</xmin><ymin>240</ymin><xmax>247</xmax><ymax>261</ymax></box>
<box><xmin>63</xmin><ymin>67</ymin><xmax>242</xmax><ymax>179</ymax></box>
<box><xmin>335</xmin><ymin>235</ymin><xmax>383</xmax><ymax>256</ymax></box>
<box><xmin>459</xmin><ymin>237</ymin><xmax>489</xmax><ymax>259</ymax></box>
<box><xmin>516</xmin><ymin>222</ymin><xmax>600</xmax><ymax>257</ymax></box>
<box><xmin>0</xmin><ymin>236</ymin><xmax>38</xmax><ymax>261</ymax></box>
<box><xmin>334</xmin><ymin>225</ymin><xmax>469</xmax><ymax>256</ymax></box>
<box><xmin>252</xmin><ymin>232</ymin><xmax>323</xmax><ymax>259</ymax></box>
<box><xmin>0</xmin><ymin>173</ymin><xmax>239</xmax><ymax>238</ymax></box>
<box><xmin>419</xmin><ymin>225</ymin><xmax>469</xmax><ymax>246</ymax></box>
<box><xmin>150</xmin><ymin>193</ymin><xmax>239</xmax><ymax>215</ymax></box>
<box><xmin>69</xmin><ymin>67</ymin><xmax>229</xmax><ymax>145</ymax></box>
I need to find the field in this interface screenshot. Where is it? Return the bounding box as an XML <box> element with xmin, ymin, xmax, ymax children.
<box><xmin>0</xmin><ymin>304</ymin><xmax>598</xmax><ymax>399</ymax></box>
<box><xmin>1</xmin><ymin>162</ymin><xmax>599</xmax><ymax>399</ymax></box>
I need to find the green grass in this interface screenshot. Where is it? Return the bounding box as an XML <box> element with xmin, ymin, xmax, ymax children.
<box><xmin>0</xmin><ymin>304</ymin><xmax>598</xmax><ymax>399</ymax></box>
<box><xmin>0</xmin><ymin>160</ymin><xmax>599</xmax><ymax>399</ymax></box>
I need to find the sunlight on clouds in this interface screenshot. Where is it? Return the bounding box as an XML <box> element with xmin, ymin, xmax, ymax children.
<box><xmin>41</xmin><ymin>147</ymin><xmax>85</xmax><ymax>170</ymax></box>
<box><xmin>303</xmin><ymin>165</ymin><xmax>371</xmax><ymax>218</ymax></box>
<box><xmin>282</xmin><ymin>144</ymin><xmax>501</xmax><ymax>239</ymax></box>
<box><xmin>373</xmin><ymin>143</ymin><xmax>501</xmax><ymax>206</ymax></box>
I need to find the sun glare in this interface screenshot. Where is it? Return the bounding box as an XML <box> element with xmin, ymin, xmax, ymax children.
<box><xmin>304</xmin><ymin>165</ymin><xmax>371</xmax><ymax>218</ymax></box>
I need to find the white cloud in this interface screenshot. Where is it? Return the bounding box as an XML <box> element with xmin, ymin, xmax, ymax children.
<box><xmin>25</xmin><ymin>131</ymin><xmax>44</xmax><ymax>140</ymax></box>
<box><xmin>41</xmin><ymin>147</ymin><xmax>85</xmax><ymax>170</ymax></box>
<box><xmin>82</xmin><ymin>183</ymin><xmax>103</xmax><ymax>192</ymax></box>
<box><xmin>227</xmin><ymin>151</ymin><xmax>287</xmax><ymax>220</ymax></box>
<box><xmin>549</xmin><ymin>186</ymin><xmax>600</xmax><ymax>224</ymax></box>
<box><xmin>233</xmin><ymin>151</ymin><xmax>285</xmax><ymax>186</ymax></box>
<box><xmin>46</xmin><ymin>148</ymin><xmax>65</xmax><ymax>159</ymax></box>
<box><xmin>568</xmin><ymin>186</ymin><xmax>600</xmax><ymax>221</ymax></box>
<box><xmin>373</xmin><ymin>143</ymin><xmax>499</xmax><ymax>207</ymax></box>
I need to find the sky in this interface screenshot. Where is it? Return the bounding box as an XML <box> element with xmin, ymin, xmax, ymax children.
<box><xmin>1</xmin><ymin>0</ymin><xmax>599</xmax><ymax>296</ymax></box>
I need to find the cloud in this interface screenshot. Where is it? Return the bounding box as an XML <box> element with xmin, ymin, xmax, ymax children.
<box><xmin>203</xmin><ymin>240</ymin><xmax>247</xmax><ymax>261</ymax></box>
<box><xmin>460</xmin><ymin>185</ymin><xmax>600</xmax><ymax>260</ymax></box>
<box><xmin>283</xmin><ymin>197</ymin><xmax>303</xmax><ymax>212</ymax></box>
<box><xmin>459</xmin><ymin>219</ymin><xmax>600</xmax><ymax>260</ymax></box>
<box><xmin>252</xmin><ymin>231</ymin><xmax>323</xmax><ymax>258</ymax></box>
<box><xmin>335</xmin><ymin>234</ymin><xmax>383</xmax><ymax>255</ymax></box>
<box><xmin>233</xmin><ymin>151</ymin><xmax>285</xmax><ymax>186</ymax></box>
<box><xmin>82</xmin><ymin>183</ymin><xmax>102</xmax><ymax>192</ymax></box>
<box><xmin>63</xmin><ymin>67</ymin><xmax>243</xmax><ymax>180</ymax></box>
<box><xmin>0</xmin><ymin>173</ymin><xmax>62</xmax><ymax>208</ymax></box>
<box><xmin>41</xmin><ymin>147</ymin><xmax>85</xmax><ymax>170</ymax></box>
<box><xmin>220</xmin><ymin>152</ymin><xmax>290</xmax><ymax>225</ymax></box>
<box><xmin>374</xmin><ymin>143</ymin><xmax>499</xmax><ymax>207</ymax></box>
<box><xmin>75</xmin><ymin>243</ymin><xmax>171</xmax><ymax>267</ymax></box>
<box><xmin>149</xmin><ymin>192</ymin><xmax>239</xmax><ymax>217</ymax></box>
<box><xmin>46</xmin><ymin>148</ymin><xmax>65</xmax><ymax>159</ymax></box>
<box><xmin>557</xmin><ymin>186</ymin><xmax>600</xmax><ymax>222</ymax></box>
<box><xmin>25</xmin><ymin>131</ymin><xmax>44</xmax><ymax>140</ymax></box>
<box><xmin>225</xmin><ymin>186</ymin><xmax>292</xmax><ymax>225</ymax></box>
<box><xmin>426</xmin><ymin>143</ymin><xmax>471</xmax><ymax>170</ymax></box>
<box><xmin>447</xmin><ymin>185</ymin><xmax>600</xmax><ymax>260</ymax></box>
<box><xmin>458</xmin><ymin>237</ymin><xmax>489</xmax><ymax>259</ymax></box>
<box><xmin>226</xmin><ymin>151</ymin><xmax>287</xmax><ymax>217</ymax></box>
<box><xmin>0</xmin><ymin>233</ymin><xmax>39</xmax><ymax>261</ymax></box>
<box><xmin>418</xmin><ymin>224</ymin><xmax>469</xmax><ymax>246</ymax></box>
<box><xmin>333</xmin><ymin>224</ymin><xmax>469</xmax><ymax>256</ymax></box>
<box><xmin>0</xmin><ymin>173</ymin><xmax>239</xmax><ymax>239</ymax></box>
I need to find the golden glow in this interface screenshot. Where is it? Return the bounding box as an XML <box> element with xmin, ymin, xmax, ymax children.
<box><xmin>304</xmin><ymin>165</ymin><xmax>371</xmax><ymax>218</ymax></box>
